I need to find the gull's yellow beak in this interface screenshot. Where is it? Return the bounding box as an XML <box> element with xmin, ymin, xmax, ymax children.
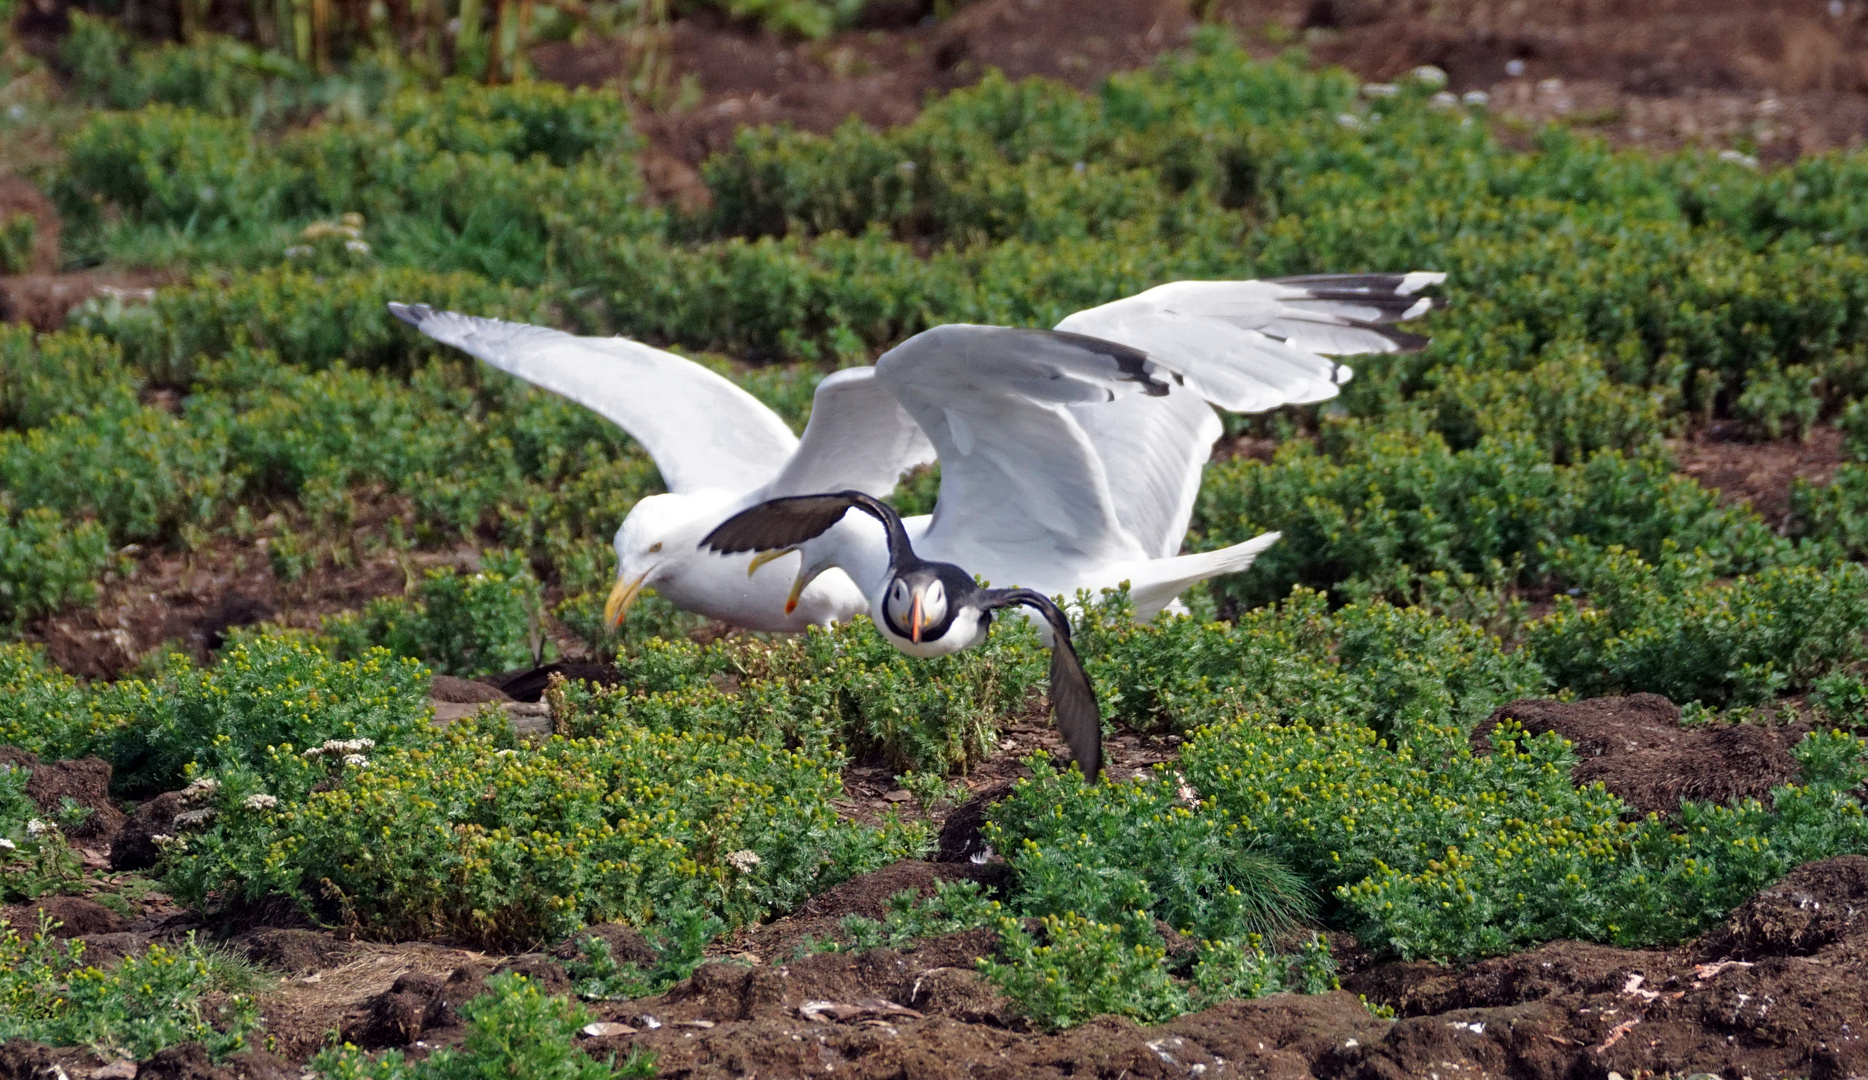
<box><xmin>604</xmin><ymin>571</ymin><xmax>650</xmax><ymax>628</ymax></box>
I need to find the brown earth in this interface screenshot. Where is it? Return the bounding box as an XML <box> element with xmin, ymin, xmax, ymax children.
<box><xmin>1473</xmin><ymin>692</ymin><xmax>1810</xmax><ymax>815</ymax></box>
<box><xmin>0</xmin><ymin>746</ymin><xmax>126</xmax><ymax>843</ymax></box>
<box><xmin>1671</xmin><ymin>421</ymin><xmax>1850</xmax><ymax>529</ymax></box>
<box><xmin>23</xmin><ymin>493</ymin><xmax>488</xmax><ymax>680</ymax></box>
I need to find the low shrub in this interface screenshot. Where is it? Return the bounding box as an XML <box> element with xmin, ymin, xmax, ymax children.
<box><xmin>0</xmin><ymin>915</ymin><xmax>259</xmax><ymax>1061</ymax></box>
<box><xmin>324</xmin><ymin>550</ymin><xmax>551</xmax><ymax>677</ymax></box>
<box><xmin>164</xmin><ymin>709</ymin><xmax>923</xmax><ymax>945</ymax></box>
<box><xmin>311</xmin><ymin>972</ymin><xmax>654</xmax><ymax>1080</ymax></box>
<box><xmin>1524</xmin><ymin>544</ymin><xmax>1868</xmax><ymax>706</ymax></box>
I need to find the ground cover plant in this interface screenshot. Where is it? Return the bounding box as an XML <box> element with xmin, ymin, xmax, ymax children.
<box><xmin>6</xmin><ymin>8</ymin><xmax>1868</xmax><ymax>1069</ymax></box>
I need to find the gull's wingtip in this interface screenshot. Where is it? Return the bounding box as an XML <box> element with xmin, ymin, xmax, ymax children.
<box><xmin>1398</xmin><ymin>271</ymin><xmax>1448</xmax><ymax>295</ymax></box>
<box><xmin>386</xmin><ymin>301</ymin><xmax>434</xmax><ymax>329</ymax></box>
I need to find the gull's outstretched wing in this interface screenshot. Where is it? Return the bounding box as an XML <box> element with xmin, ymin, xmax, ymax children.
<box><xmin>982</xmin><ymin>588</ymin><xmax>1102</xmax><ymax>782</ymax></box>
<box><xmin>389</xmin><ymin>303</ymin><xmax>798</xmax><ymax>495</ymax></box>
<box><xmin>764</xmin><ymin>368</ymin><xmax>936</xmax><ymax>499</ymax></box>
<box><xmin>1057</xmin><ymin>272</ymin><xmax>1444</xmax><ymax>558</ymax></box>
<box><xmin>875</xmin><ymin>325</ymin><xmax>1181</xmax><ymax>572</ymax></box>
<box><xmin>1055</xmin><ymin>272</ymin><xmax>1445</xmax><ymax>413</ymax></box>
<box><xmin>1067</xmin><ymin>387</ymin><xmax>1222</xmax><ymax>560</ymax></box>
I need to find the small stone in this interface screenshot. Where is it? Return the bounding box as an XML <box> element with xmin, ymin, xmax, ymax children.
<box><xmin>883</xmin><ymin>789</ymin><xmax>914</xmax><ymax>802</ymax></box>
<box><xmin>92</xmin><ymin>1061</ymin><xmax>138</xmax><ymax>1080</ymax></box>
<box><xmin>581</xmin><ymin>1022</ymin><xmax>638</xmax><ymax>1037</ymax></box>
<box><xmin>675</xmin><ymin>1020</ymin><xmax>715</xmax><ymax>1029</ymax></box>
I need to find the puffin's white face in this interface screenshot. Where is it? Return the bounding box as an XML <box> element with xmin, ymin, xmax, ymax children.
<box><xmin>884</xmin><ymin>576</ymin><xmax>948</xmax><ymax>643</ymax></box>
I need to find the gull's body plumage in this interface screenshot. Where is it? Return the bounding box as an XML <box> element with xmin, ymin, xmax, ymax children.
<box><xmin>389</xmin><ymin>272</ymin><xmax>1443</xmax><ymax>632</ymax></box>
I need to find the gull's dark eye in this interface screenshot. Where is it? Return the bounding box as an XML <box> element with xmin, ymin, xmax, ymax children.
<box><xmin>648</xmin><ymin>541</ymin><xmax>663</xmax><ymax>553</ymax></box>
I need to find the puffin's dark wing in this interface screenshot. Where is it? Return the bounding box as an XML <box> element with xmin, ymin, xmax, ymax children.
<box><xmin>982</xmin><ymin>588</ymin><xmax>1102</xmax><ymax>783</ymax></box>
<box><xmin>700</xmin><ymin>490</ymin><xmax>916</xmax><ymax>565</ymax></box>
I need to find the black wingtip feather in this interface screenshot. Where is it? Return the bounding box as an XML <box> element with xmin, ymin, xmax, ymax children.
<box><xmin>387</xmin><ymin>302</ymin><xmax>434</xmax><ymax>328</ymax></box>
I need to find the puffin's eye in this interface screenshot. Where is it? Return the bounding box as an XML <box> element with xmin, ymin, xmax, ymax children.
<box><xmin>648</xmin><ymin>541</ymin><xmax>663</xmax><ymax>553</ymax></box>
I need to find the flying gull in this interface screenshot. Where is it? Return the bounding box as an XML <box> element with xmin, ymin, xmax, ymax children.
<box><xmin>387</xmin><ymin>272</ymin><xmax>1443</xmax><ymax>631</ymax></box>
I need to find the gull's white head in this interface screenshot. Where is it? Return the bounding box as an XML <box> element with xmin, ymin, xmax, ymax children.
<box><xmin>605</xmin><ymin>493</ymin><xmax>720</xmax><ymax>626</ymax></box>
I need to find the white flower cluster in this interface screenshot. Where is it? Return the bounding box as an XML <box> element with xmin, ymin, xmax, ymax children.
<box><xmin>724</xmin><ymin>849</ymin><xmax>762</xmax><ymax>873</ymax></box>
<box><xmin>305</xmin><ymin>738</ymin><xmax>376</xmax><ymax>758</ymax></box>
<box><xmin>152</xmin><ymin>833</ymin><xmax>187</xmax><ymax>852</ymax></box>
<box><xmin>183</xmin><ymin>775</ymin><xmax>221</xmax><ymax>802</ymax></box>
<box><xmin>286</xmin><ymin>213</ymin><xmax>371</xmax><ymax>258</ymax></box>
<box><xmin>243</xmin><ymin>793</ymin><xmax>280</xmax><ymax>811</ymax></box>
<box><xmin>174</xmin><ymin>807</ymin><xmax>217</xmax><ymax>828</ymax></box>
<box><xmin>0</xmin><ymin>837</ymin><xmax>16</xmax><ymax>851</ymax></box>
<box><xmin>25</xmin><ymin>818</ymin><xmax>53</xmax><ymax>838</ymax></box>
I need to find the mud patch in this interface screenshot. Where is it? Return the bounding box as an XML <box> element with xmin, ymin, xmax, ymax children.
<box><xmin>1224</xmin><ymin>0</ymin><xmax>1868</xmax><ymax>158</ymax></box>
<box><xmin>0</xmin><ymin>270</ymin><xmax>172</xmax><ymax>332</ymax></box>
<box><xmin>134</xmin><ymin>1043</ymin><xmax>297</xmax><ymax>1080</ymax></box>
<box><xmin>0</xmin><ymin>172</ymin><xmax>59</xmax><ymax>275</ymax></box>
<box><xmin>27</xmin><ymin>495</ymin><xmax>481</xmax><ymax>681</ymax></box>
<box><xmin>538</xmin><ymin>0</ymin><xmax>1197</xmax><ymax>168</ymax></box>
<box><xmin>1474</xmin><ymin>693</ymin><xmax>1806</xmax><ymax>815</ymax></box>
<box><xmin>1672</xmin><ymin>422</ymin><xmax>1847</xmax><ymax>528</ymax></box>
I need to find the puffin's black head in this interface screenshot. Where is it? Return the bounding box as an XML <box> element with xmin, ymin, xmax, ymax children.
<box><xmin>881</xmin><ymin>563</ymin><xmax>983</xmax><ymax>644</ymax></box>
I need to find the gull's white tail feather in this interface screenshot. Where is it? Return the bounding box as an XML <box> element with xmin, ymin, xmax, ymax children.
<box><xmin>1120</xmin><ymin>531</ymin><xmax>1283</xmax><ymax>620</ymax></box>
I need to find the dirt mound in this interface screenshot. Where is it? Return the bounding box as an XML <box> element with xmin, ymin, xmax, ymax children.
<box><xmin>110</xmin><ymin>789</ymin><xmax>189</xmax><ymax>871</ymax></box>
<box><xmin>1699</xmin><ymin>854</ymin><xmax>1868</xmax><ymax>960</ymax></box>
<box><xmin>732</xmin><ymin>859</ymin><xmax>1002</xmax><ymax>960</ymax></box>
<box><xmin>0</xmin><ymin>748</ymin><xmax>127</xmax><ymax>844</ymax></box>
<box><xmin>352</xmin><ymin>955</ymin><xmax>572</xmax><ymax>1047</ymax></box>
<box><xmin>934</xmin><ymin>781</ymin><xmax>1013</xmax><ymax>863</ymax></box>
<box><xmin>1474</xmin><ymin>694</ymin><xmax>1806</xmax><ymax>814</ymax></box>
<box><xmin>233</xmin><ymin>928</ymin><xmax>356</xmax><ymax>975</ymax></box>
<box><xmin>551</xmin><ymin>922</ymin><xmax>657</xmax><ymax>967</ymax></box>
<box><xmin>1</xmin><ymin>895</ymin><xmax>128</xmax><ymax>937</ymax></box>
<box><xmin>135</xmin><ymin>1043</ymin><xmax>296</xmax><ymax>1080</ymax></box>
<box><xmin>0</xmin><ymin>1039</ymin><xmax>102</xmax><ymax>1080</ymax></box>
<box><xmin>429</xmin><ymin>674</ymin><xmax>513</xmax><ymax>703</ymax></box>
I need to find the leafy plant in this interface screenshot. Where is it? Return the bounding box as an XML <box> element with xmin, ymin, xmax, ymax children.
<box><xmin>312</xmin><ymin>972</ymin><xmax>655</xmax><ymax>1079</ymax></box>
<box><xmin>0</xmin><ymin>914</ymin><xmax>260</xmax><ymax>1061</ymax></box>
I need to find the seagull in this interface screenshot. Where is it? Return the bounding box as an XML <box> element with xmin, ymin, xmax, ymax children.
<box><xmin>387</xmin><ymin>271</ymin><xmax>1442</xmax><ymax>631</ymax></box>
<box><xmin>702</xmin><ymin>490</ymin><xmax>1104</xmax><ymax>781</ymax></box>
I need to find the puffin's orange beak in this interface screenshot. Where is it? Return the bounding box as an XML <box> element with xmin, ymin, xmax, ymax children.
<box><xmin>910</xmin><ymin>592</ymin><xmax>923</xmax><ymax>643</ymax></box>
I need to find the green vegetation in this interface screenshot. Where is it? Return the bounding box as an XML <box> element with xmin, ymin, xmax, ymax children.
<box><xmin>6</xmin><ymin>14</ymin><xmax>1868</xmax><ymax>1040</ymax></box>
<box><xmin>0</xmin><ymin>915</ymin><xmax>260</xmax><ymax>1060</ymax></box>
<box><xmin>312</xmin><ymin>973</ymin><xmax>656</xmax><ymax>1079</ymax></box>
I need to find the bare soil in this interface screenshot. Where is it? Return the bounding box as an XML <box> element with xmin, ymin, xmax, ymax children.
<box><xmin>24</xmin><ymin>495</ymin><xmax>483</xmax><ymax>681</ymax></box>
<box><xmin>1472</xmin><ymin>692</ymin><xmax>1811</xmax><ymax>816</ymax></box>
<box><xmin>1671</xmin><ymin>421</ymin><xmax>1850</xmax><ymax>528</ymax></box>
